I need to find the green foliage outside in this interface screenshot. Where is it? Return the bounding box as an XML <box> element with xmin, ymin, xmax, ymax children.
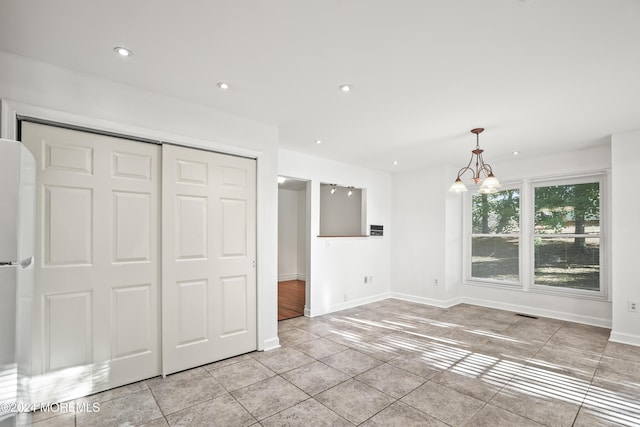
<box><xmin>471</xmin><ymin>183</ymin><xmax>600</xmax><ymax>290</ymax></box>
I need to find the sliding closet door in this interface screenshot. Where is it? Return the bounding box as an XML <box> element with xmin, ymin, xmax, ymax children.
<box><xmin>21</xmin><ymin>122</ymin><xmax>160</xmax><ymax>402</ymax></box>
<box><xmin>162</xmin><ymin>144</ymin><xmax>257</xmax><ymax>375</ymax></box>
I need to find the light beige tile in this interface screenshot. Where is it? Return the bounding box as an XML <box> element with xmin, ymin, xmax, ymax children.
<box><xmin>490</xmin><ymin>379</ymin><xmax>582</xmax><ymax>427</ymax></box>
<box><xmin>348</xmin><ymin>335</ymin><xmax>411</xmax><ymax>362</ymax></box>
<box><xmin>315</xmin><ymin>379</ymin><xmax>394</xmax><ymax>425</ymax></box>
<box><xmin>31</xmin><ymin>403</ymin><xmax>76</xmax><ymax>424</ymax></box>
<box><xmin>432</xmin><ymin>368</ymin><xmax>505</xmax><ymax>402</ymax></box>
<box><xmin>546</xmin><ymin>326</ymin><xmax>609</xmax><ymax>354</ymax></box>
<box><xmin>76</xmin><ymin>389</ymin><xmax>162</xmax><ymax>427</ymax></box>
<box><xmin>251</xmin><ymin>347</ymin><xmax>315</xmax><ymax>374</ymax></box>
<box><xmin>166</xmin><ymin>393</ymin><xmax>255</xmax><ymax>426</ymax></box>
<box><xmin>278</xmin><ymin>328</ymin><xmax>319</xmax><ymax>346</ymax></box>
<box><xmin>582</xmin><ymin>374</ymin><xmax>640</xmax><ymax>426</ymax></box>
<box><xmin>528</xmin><ymin>345</ymin><xmax>601</xmax><ymax>381</ymax></box>
<box><xmin>597</xmin><ymin>356</ymin><xmax>640</xmax><ymax>381</ymax></box>
<box><xmin>148</xmin><ymin>373</ymin><xmax>227</xmax><ymax>415</ymax></box>
<box><xmin>281</xmin><ymin>361</ymin><xmax>350</xmax><ymax>395</ymax></box>
<box><xmin>356</xmin><ymin>363</ymin><xmax>425</xmax><ymax>398</ymax></box>
<box><xmin>321</xmin><ymin>349</ymin><xmax>383</xmax><ymax>376</ymax></box>
<box><xmin>76</xmin><ymin>380</ymin><xmax>149</xmax><ymax>404</ymax></box>
<box><xmin>401</xmin><ymin>381</ymin><xmax>484</xmax><ymax>427</ymax></box>
<box><xmin>209</xmin><ymin>359</ymin><xmax>276</xmax><ymax>392</ymax></box>
<box><xmin>388</xmin><ymin>353</ymin><xmax>444</xmax><ymax>379</ymax></box>
<box><xmin>293</xmin><ymin>337</ymin><xmax>348</xmax><ymax>359</ymax></box>
<box><xmin>603</xmin><ymin>341</ymin><xmax>640</xmax><ymax>363</ymax></box>
<box><xmin>260</xmin><ymin>398</ymin><xmax>352</xmax><ymax>427</ymax></box>
<box><xmin>231</xmin><ymin>376</ymin><xmax>308</xmax><ymax>420</ymax></box>
<box><xmin>202</xmin><ymin>353</ymin><xmax>254</xmax><ymax>373</ymax></box>
<box><xmin>362</xmin><ymin>401</ymin><xmax>447</xmax><ymax>427</ymax></box>
<box><xmin>31</xmin><ymin>413</ymin><xmax>76</xmax><ymax>427</ymax></box>
<box><xmin>574</xmin><ymin>405</ymin><xmax>640</xmax><ymax>427</ymax></box>
<box><xmin>467</xmin><ymin>404</ymin><xmax>544</xmax><ymax>427</ymax></box>
<box><xmin>139</xmin><ymin>417</ymin><xmax>170</xmax><ymax>427</ymax></box>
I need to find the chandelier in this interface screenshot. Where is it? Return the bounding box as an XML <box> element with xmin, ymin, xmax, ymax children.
<box><xmin>448</xmin><ymin>128</ymin><xmax>501</xmax><ymax>194</ymax></box>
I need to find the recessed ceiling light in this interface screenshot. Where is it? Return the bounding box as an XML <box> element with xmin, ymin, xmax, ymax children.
<box><xmin>315</xmin><ymin>139</ymin><xmax>322</xmax><ymax>144</ymax></box>
<box><xmin>114</xmin><ymin>46</ymin><xmax>132</xmax><ymax>57</ymax></box>
<box><xmin>217</xmin><ymin>82</ymin><xmax>229</xmax><ymax>90</ymax></box>
<box><xmin>512</xmin><ymin>151</ymin><xmax>520</xmax><ymax>156</ymax></box>
<box><xmin>277</xmin><ymin>176</ymin><xmax>287</xmax><ymax>184</ymax></box>
<box><xmin>393</xmin><ymin>161</ymin><xmax>399</xmax><ymax>165</ymax></box>
<box><xmin>339</xmin><ymin>84</ymin><xmax>352</xmax><ymax>92</ymax></box>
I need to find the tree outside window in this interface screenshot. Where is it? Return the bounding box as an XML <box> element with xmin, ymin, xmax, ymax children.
<box><xmin>533</xmin><ymin>182</ymin><xmax>600</xmax><ymax>291</ymax></box>
<box><xmin>467</xmin><ymin>177</ymin><xmax>603</xmax><ymax>294</ymax></box>
<box><xmin>471</xmin><ymin>188</ymin><xmax>520</xmax><ymax>283</ymax></box>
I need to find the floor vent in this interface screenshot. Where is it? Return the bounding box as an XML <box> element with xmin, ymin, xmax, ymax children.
<box><xmin>515</xmin><ymin>313</ymin><xmax>539</xmax><ymax>319</ymax></box>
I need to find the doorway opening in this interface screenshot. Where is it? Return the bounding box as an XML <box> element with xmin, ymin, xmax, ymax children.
<box><xmin>277</xmin><ymin>177</ymin><xmax>309</xmax><ymax>320</ymax></box>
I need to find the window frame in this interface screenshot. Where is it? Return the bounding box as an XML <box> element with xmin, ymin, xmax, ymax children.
<box><xmin>463</xmin><ymin>182</ymin><xmax>523</xmax><ymax>288</ymax></box>
<box><xmin>528</xmin><ymin>174</ymin><xmax>607</xmax><ymax>299</ymax></box>
<box><xmin>463</xmin><ymin>172</ymin><xmax>609</xmax><ymax>301</ymax></box>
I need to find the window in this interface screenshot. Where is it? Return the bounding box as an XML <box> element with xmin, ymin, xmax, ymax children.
<box><xmin>465</xmin><ymin>174</ymin><xmax>606</xmax><ymax>297</ymax></box>
<box><xmin>470</xmin><ymin>188</ymin><xmax>520</xmax><ymax>284</ymax></box>
<box><xmin>533</xmin><ymin>180</ymin><xmax>601</xmax><ymax>292</ymax></box>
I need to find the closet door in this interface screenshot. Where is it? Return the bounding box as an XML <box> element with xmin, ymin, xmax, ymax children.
<box><xmin>162</xmin><ymin>144</ymin><xmax>256</xmax><ymax>375</ymax></box>
<box><xmin>21</xmin><ymin>122</ymin><xmax>160</xmax><ymax>402</ymax></box>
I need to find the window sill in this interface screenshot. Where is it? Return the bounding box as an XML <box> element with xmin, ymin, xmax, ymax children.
<box><xmin>317</xmin><ymin>235</ymin><xmax>370</xmax><ymax>238</ymax></box>
<box><xmin>464</xmin><ymin>279</ymin><xmax>609</xmax><ymax>301</ymax></box>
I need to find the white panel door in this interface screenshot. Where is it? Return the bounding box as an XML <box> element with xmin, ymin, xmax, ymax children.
<box><xmin>21</xmin><ymin>122</ymin><xmax>160</xmax><ymax>402</ymax></box>
<box><xmin>162</xmin><ymin>144</ymin><xmax>256</xmax><ymax>375</ymax></box>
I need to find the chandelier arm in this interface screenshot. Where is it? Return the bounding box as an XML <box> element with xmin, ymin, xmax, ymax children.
<box><xmin>456</xmin><ymin>166</ymin><xmax>474</xmax><ymax>179</ymax></box>
<box><xmin>478</xmin><ymin>163</ymin><xmax>494</xmax><ymax>177</ymax></box>
<box><xmin>456</xmin><ymin>152</ymin><xmax>477</xmax><ymax>179</ymax></box>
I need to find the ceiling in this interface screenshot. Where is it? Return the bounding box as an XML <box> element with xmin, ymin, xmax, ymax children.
<box><xmin>0</xmin><ymin>0</ymin><xmax>638</xmax><ymax>173</ymax></box>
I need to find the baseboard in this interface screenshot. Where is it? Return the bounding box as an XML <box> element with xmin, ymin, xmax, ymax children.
<box><xmin>609</xmin><ymin>331</ymin><xmax>640</xmax><ymax>347</ymax></box>
<box><xmin>390</xmin><ymin>292</ymin><xmax>462</xmax><ymax>309</ymax></box>
<box><xmin>461</xmin><ymin>296</ymin><xmax>612</xmax><ymax>328</ymax></box>
<box><xmin>261</xmin><ymin>336</ymin><xmax>281</xmax><ymax>351</ymax></box>
<box><xmin>307</xmin><ymin>292</ymin><xmax>391</xmax><ymax>317</ymax></box>
<box><xmin>278</xmin><ymin>274</ymin><xmax>306</xmax><ymax>282</ymax></box>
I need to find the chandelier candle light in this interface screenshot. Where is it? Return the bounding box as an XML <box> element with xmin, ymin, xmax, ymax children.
<box><xmin>448</xmin><ymin>128</ymin><xmax>501</xmax><ymax>194</ymax></box>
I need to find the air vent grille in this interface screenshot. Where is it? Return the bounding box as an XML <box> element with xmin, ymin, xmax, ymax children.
<box><xmin>515</xmin><ymin>313</ymin><xmax>539</xmax><ymax>319</ymax></box>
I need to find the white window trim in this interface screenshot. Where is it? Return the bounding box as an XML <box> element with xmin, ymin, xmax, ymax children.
<box><xmin>464</xmin><ymin>172</ymin><xmax>609</xmax><ymax>301</ymax></box>
<box><xmin>528</xmin><ymin>173</ymin><xmax>607</xmax><ymax>300</ymax></box>
<box><xmin>463</xmin><ymin>182</ymin><xmax>523</xmax><ymax>288</ymax></box>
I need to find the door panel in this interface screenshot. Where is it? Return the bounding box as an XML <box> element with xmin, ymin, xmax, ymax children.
<box><xmin>44</xmin><ymin>186</ymin><xmax>92</xmax><ymax>265</ymax></box>
<box><xmin>111</xmin><ymin>284</ymin><xmax>151</xmax><ymax>359</ymax></box>
<box><xmin>21</xmin><ymin>122</ymin><xmax>160</xmax><ymax>402</ymax></box>
<box><xmin>44</xmin><ymin>291</ymin><xmax>92</xmax><ymax>371</ymax></box>
<box><xmin>162</xmin><ymin>144</ymin><xmax>256</xmax><ymax>375</ymax></box>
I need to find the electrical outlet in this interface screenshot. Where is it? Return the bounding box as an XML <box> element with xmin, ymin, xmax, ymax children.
<box><xmin>369</xmin><ymin>276</ymin><xmax>373</xmax><ymax>283</ymax></box>
<box><xmin>344</xmin><ymin>293</ymin><xmax>348</xmax><ymax>302</ymax></box>
<box><xmin>433</xmin><ymin>277</ymin><xmax>439</xmax><ymax>286</ymax></box>
<box><xmin>629</xmin><ymin>300</ymin><xmax>638</xmax><ymax>313</ymax></box>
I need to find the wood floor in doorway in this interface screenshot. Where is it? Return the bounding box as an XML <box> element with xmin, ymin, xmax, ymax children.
<box><xmin>278</xmin><ymin>280</ymin><xmax>305</xmax><ymax>320</ymax></box>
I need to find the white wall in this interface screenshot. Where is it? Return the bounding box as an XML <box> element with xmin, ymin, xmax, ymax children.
<box><xmin>279</xmin><ymin>149</ymin><xmax>392</xmax><ymax>316</ymax></box>
<box><xmin>0</xmin><ymin>50</ymin><xmax>281</xmax><ymax>350</ymax></box>
<box><xmin>391</xmin><ymin>166</ymin><xmax>450</xmax><ymax>304</ymax></box>
<box><xmin>278</xmin><ymin>188</ymin><xmax>299</xmax><ymax>281</ymax></box>
<box><xmin>296</xmin><ymin>189</ymin><xmax>307</xmax><ymax>278</ymax></box>
<box><xmin>392</xmin><ymin>144</ymin><xmax>613</xmax><ymax>327</ymax></box>
<box><xmin>611</xmin><ymin>130</ymin><xmax>640</xmax><ymax>345</ymax></box>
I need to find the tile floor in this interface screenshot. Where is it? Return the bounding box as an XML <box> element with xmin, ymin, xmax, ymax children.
<box><xmin>31</xmin><ymin>299</ymin><xmax>640</xmax><ymax>426</ymax></box>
